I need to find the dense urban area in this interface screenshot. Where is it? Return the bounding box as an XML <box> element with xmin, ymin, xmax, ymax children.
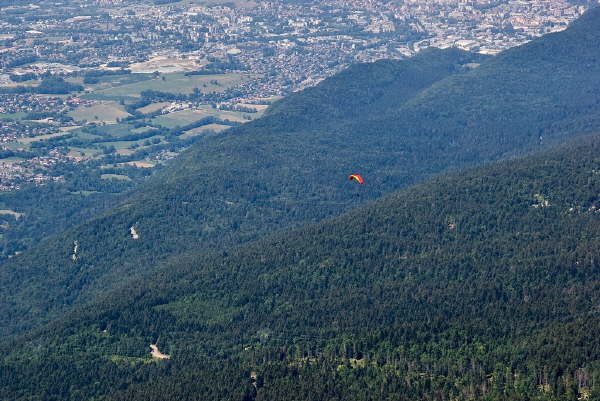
<box><xmin>0</xmin><ymin>0</ymin><xmax>594</xmax><ymax>192</ymax></box>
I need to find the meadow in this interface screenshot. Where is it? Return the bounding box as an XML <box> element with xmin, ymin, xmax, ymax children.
<box><xmin>152</xmin><ymin>105</ymin><xmax>253</xmax><ymax>128</ymax></box>
<box><xmin>180</xmin><ymin>123</ymin><xmax>230</xmax><ymax>138</ymax></box>
<box><xmin>68</xmin><ymin>101</ymin><xmax>130</xmax><ymax>123</ymax></box>
<box><xmin>94</xmin><ymin>72</ymin><xmax>252</xmax><ymax>97</ymax></box>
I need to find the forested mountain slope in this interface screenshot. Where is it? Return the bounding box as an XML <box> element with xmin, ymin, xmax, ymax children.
<box><xmin>0</xmin><ymin>48</ymin><xmax>477</xmax><ymax>338</ymax></box>
<box><xmin>3</xmin><ymin>135</ymin><xmax>600</xmax><ymax>401</ymax></box>
<box><xmin>2</xmin><ymin>8</ymin><xmax>600</xmax><ymax>339</ymax></box>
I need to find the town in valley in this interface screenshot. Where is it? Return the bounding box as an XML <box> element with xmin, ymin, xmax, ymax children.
<box><xmin>0</xmin><ymin>0</ymin><xmax>594</xmax><ymax>191</ymax></box>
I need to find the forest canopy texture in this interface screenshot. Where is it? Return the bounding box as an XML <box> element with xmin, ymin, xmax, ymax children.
<box><xmin>2</xmin><ymin>7</ymin><xmax>600</xmax><ymax>401</ymax></box>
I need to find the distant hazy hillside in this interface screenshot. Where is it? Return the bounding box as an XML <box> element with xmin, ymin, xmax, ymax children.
<box><xmin>3</xmin><ymin>135</ymin><xmax>600</xmax><ymax>401</ymax></box>
<box><xmin>2</xmin><ymin>7</ymin><xmax>600</xmax><ymax>339</ymax></box>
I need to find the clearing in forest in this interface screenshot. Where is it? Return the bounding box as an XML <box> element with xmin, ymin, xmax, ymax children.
<box><xmin>149</xmin><ymin>344</ymin><xmax>170</xmax><ymax>359</ymax></box>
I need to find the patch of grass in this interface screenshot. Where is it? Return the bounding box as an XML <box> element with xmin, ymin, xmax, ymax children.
<box><xmin>68</xmin><ymin>101</ymin><xmax>131</xmax><ymax>123</ymax></box>
<box><xmin>131</xmin><ymin>126</ymin><xmax>155</xmax><ymax>134</ymax></box>
<box><xmin>69</xmin><ymin>74</ymin><xmax>154</xmax><ymax>93</ymax></box>
<box><xmin>68</xmin><ymin>130</ymin><xmax>101</xmax><ymax>141</ymax></box>
<box><xmin>152</xmin><ymin>105</ymin><xmax>250</xmax><ymax>128</ymax></box>
<box><xmin>180</xmin><ymin>123</ymin><xmax>230</xmax><ymax>138</ymax></box>
<box><xmin>18</xmin><ymin>132</ymin><xmax>72</xmax><ymax>144</ymax></box>
<box><xmin>101</xmin><ymin>135</ymin><xmax>164</xmax><ymax>150</ymax></box>
<box><xmin>88</xmin><ymin>73</ymin><xmax>153</xmax><ymax>90</ymax></box>
<box><xmin>152</xmin><ymin>110</ymin><xmax>208</xmax><ymax>128</ymax></box>
<box><xmin>81</xmin><ymin>93</ymin><xmax>140</xmax><ymax>103</ymax></box>
<box><xmin>96</xmin><ymin>72</ymin><xmax>252</xmax><ymax>97</ymax></box>
<box><xmin>81</xmin><ymin>123</ymin><xmax>138</xmax><ymax>139</ymax></box>
<box><xmin>67</xmin><ymin>147</ymin><xmax>101</xmax><ymax>159</ymax></box>
<box><xmin>138</xmin><ymin>102</ymin><xmax>170</xmax><ymax>114</ymax></box>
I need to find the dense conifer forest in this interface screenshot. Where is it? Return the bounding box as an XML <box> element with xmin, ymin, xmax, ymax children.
<box><xmin>2</xmin><ymin>135</ymin><xmax>600</xmax><ymax>400</ymax></box>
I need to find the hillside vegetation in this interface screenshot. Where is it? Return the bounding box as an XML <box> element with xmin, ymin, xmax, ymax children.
<box><xmin>3</xmin><ymin>135</ymin><xmax>600</xmax><ymax>400</ymax></box>
<box><xmin>3</xmin><ymin>8</ymin><xmax>600</xmax><ymax>340</ymax></box>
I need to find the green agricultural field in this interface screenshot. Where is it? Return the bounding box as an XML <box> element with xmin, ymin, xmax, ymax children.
<box><xmin>68</xmin><ymin>101</ymin><xmax>131</xmax><ymax>123</ymax></box>
<box><xmin>69</xmin><ymin>73</ymin><xmax>153</xmax><ymax>91</ymax></box>
<box><xmin>67</xmin><ymin>147</ymin><xmax>102</xmax><ymax>159</ymax></box>
<box><xmin>78</xmin><ymin>122</ymin><xmax>148</xmax><ymax>139</ymax></box>
<box><xmin>67</xmin><ymin>130</ymin><xmax>101</xmax><ymax>141</ymax></box>
<box><xmin>95</xmin><ymin>72</ymin><xmax>253</xmax><ymax>98</ymax></box>
<box><xmin>152</xmin><ymin>110</ymin><xmax>208</xmax><ymax>128</ymax></box>
<box><xmin>180</xmin><ymin>123</ymin><xmax>230</xmax><ymax>138</ymax></box>
<box><xmin>100</xmin><ymin>135</ymin><xmax>164</xmax><ymax>150</ymax></box>
<box><xmin>89</xmin><ymin>73</ymin><xmax>152</xmax><ymax>90</ymax></box>
<box><xmin>18</xmin><ymin>132</ymin><xmax>73</xmax><ymax>145</ymax></box>
<box><xmin>131</xmin><ymin>126</ymin><xmax>156</xmax><ymax>134</ymax></box>
<box><xmin>152</xmin><ymin>105</ymin><xmax>252</xmax><ymax>128</ymax></box>
<box><xmin>138</xmin><ymin>102</ymin><xmax>170</xmax><ymax>114</ymax></box>
<box><xmin>82</xmin><ymin>93</ymin><xmax>140</xmax><ymax>103</ymax></box>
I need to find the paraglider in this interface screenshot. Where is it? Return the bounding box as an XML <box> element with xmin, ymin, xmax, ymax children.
<box><xmin>348</xmin><ymin>174</ymin><xmax>364</xmax><ymax>184</ymax></box>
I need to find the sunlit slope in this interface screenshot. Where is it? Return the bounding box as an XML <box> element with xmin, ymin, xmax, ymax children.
<box><xmin>3</xmin><ymin>8</ymin><xmax>600</xmax><ymax>340</ymax></box>
<box><xmin>3</xmin><ymin>135</ymin><xmax>600</xmax><ymax>401</ymax></box>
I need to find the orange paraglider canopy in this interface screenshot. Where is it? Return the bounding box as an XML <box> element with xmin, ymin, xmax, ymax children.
<box><xmin>348</xmin><ymin>174</ymin><xmax>364</xmax><ymax>184</ymax></box>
